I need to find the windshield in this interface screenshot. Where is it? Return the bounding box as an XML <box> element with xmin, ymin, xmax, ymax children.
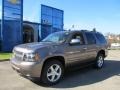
<box><xmin>42</xmin><ymin>32</ymin><xmax>69</xmax><ymax>43</ymax></box>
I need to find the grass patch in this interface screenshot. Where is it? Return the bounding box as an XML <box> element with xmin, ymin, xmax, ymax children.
<box><xmin>0</xmin><ymin>53</ymin><xmax>12</xmax><ymax>60</ymax></box>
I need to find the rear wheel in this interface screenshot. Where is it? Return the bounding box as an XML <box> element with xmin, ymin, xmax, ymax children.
<box><xmin>94</xmin><ymin>53</ymin><xmax>104</xmax><ymax>69</ymax></box>
<box><xmin>41</xmin><ymin>60</ymin><xmax>64</xmax><ymax>85</ymax></box>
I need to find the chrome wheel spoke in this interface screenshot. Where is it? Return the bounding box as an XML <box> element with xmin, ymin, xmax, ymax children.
<box><xmin>47</xmin><ymin>72</ymin><xmax>53</xmax><ymax>77</ymax></box>
<box><xmin>98</xmin><ymin>56</ymin><xmax>103</xmax><ymax>67</ymax></box>
<box><xmin>50</xmin><ymin>66</ymin><xmax>55</xmax><ymax>72</ymax></box>
<box><xmin>51</xmin><ymin>75</ymin><xmax>56</xmax><ymax>81</ymax></box>
<box><xmin>56</xmin><ymin>72</ymin><xmax>60</xmax><ymax>76</ymax></box>
<box><xmin>55</xmin><ymin>65</ymin><xmax>59</xmax><ymax>72</ymax></box>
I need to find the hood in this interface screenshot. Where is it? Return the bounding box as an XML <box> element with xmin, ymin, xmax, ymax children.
<box><xmin>14</xmin><ymin>42</ymin><xmax>59</xmax><ymax>53</ymax></box>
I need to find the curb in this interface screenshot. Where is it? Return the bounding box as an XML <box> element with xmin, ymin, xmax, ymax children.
<box><xmin>0</xmin><ymin>59</ymin><xmax>9</xmax><ymax>62</ymax></box>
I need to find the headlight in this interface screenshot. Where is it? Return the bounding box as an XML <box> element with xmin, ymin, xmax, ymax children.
<box><xmin>12</xmin><ymin>50</ymin><xmax>15</xmax><ymax>58</ymax></box>
<box><xmin>12</xmin><ymin>53</ymin><xmax>15</xmax><ymax>58</ymax></box>
<box><xmin>23</xmin><ymin>53</ymin><xmax>40</xmax><ymax>62</ymax></box>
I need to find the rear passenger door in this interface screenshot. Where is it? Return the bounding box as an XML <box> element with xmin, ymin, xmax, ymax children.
<box><xmin>84</xmin><ymin>32</ymin><xmax>97</xmax><ymax>61</ymax></box>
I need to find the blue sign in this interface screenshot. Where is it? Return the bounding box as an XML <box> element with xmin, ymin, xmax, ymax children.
<box><xmin>1</xmin><ymin>0</ymin><xmax>23</xmax><ymax>51</ymax></box>
<box><xmin>3</xmin><ymin>0</ymin><xmax>22</xmax><ymax>20</ymax></box>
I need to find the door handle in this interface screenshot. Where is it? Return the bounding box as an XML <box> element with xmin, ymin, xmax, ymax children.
<box><xmin>83</xmin><ymin>48</ymin><xmax>87</xmax><ymax>50</ymax></box>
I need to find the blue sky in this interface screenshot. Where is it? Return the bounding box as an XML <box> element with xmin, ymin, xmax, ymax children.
<box><xmin>23</xmin><ymin>0</ymin><xmax>120</xmax><ymax>34</ymax></box>
<box><xmin>0</xmin><ymin>0</ymin><xmax>120</xmax><ymax>34</ymax></box>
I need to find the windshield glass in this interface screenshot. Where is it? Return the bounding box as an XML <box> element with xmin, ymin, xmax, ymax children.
<box><xmin>42</xmin><ymin>32</ymin><xmax>69</xmax><ymax>43</ymax></box>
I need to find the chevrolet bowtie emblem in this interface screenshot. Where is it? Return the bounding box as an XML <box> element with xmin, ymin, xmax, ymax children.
<box><xmin>8</xmin><ymin>0</ymin><xmax>19</xmax><ymax>4</ymax></box>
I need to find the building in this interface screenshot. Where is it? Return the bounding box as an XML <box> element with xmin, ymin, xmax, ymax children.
<box><xmin>106</xmin><ymin>33</ymin><xmax>120</xmax><ymax>44</ymax></box>
<box><xmin>0</xmin><ymin>20</ymin><xmax>40</xmax><ymax>51</ymax></box>
<box><xmin>0</xmin><ymin>0</ymin><xmax>64</xmax><ymax>52</ymax></box>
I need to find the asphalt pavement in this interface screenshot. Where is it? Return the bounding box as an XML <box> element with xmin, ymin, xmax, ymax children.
<box><xmin>0</xmin><ymin>50</ymin><xmax>120</xmax><ymax>90</ymax></box>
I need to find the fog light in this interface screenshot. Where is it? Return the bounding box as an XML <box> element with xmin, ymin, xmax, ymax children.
<box><xmin>34</xmin><ymin>53</ymin><xmax>40</xmax><ymax>61</ymax></box>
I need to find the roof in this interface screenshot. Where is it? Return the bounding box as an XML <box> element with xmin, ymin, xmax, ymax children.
<box><xmin>23</xmin><ymin>21</ymin><xmax>40</xmax><ymax>25</ymax></box>
<box><xmin>0</xmin><ymin>19</ymin><xmax>41</xmax><ymax>25</ymax></box>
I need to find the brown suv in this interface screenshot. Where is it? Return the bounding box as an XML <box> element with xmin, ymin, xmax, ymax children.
<box><xmin>11</xmin><ymin>30</ymin><xmax>108</xmax><ymax>85</ymax></box>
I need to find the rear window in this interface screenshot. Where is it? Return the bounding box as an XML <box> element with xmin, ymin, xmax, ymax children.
<box><xmin>95</xmin><ymin>33</ymin><xmax>107</xmax><ymax>44</ymax></box>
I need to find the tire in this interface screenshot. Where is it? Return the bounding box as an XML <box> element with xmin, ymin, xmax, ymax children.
<box><xmin>41</xmin><ymin>60</ymin><xmax>64</xmax><ymax>86</ymax></box>
<box><xmin>94</xmin><ymin>53</ymin><xmax>104</xmax><ymax>69</ymax></box>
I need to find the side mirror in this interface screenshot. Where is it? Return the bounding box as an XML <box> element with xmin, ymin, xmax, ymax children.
<box><xmin>70</xmin><ymin>39</ymin><xmax>80</xmax><ymax>45</ymax></box>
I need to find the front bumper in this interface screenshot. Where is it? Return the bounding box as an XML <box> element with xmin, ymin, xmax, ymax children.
<box><xmin>105</xmin><ymin>49</ymin><xmax>108</xmax><ymax>57</ymax></box>
<box><xmin>10</xmin><ymin>58</ymin><xmax>43</xmax><ymax>78</ymax></box>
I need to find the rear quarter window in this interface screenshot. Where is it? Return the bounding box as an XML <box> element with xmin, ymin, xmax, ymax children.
<box><xmin>95</xmin><ymin>33</ymin><xmax>107</xmax><ymax>44</ymax></box>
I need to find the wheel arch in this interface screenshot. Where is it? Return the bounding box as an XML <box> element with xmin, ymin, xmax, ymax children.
<box><xmin>97</xmin><ymin>49</ymin><xmax>105</xmax><ymax>58</ymax></box>
<box><xmin>43</xmin><ymin>56</ymin><xmax>65</xmax><ymax>66</ymax></box>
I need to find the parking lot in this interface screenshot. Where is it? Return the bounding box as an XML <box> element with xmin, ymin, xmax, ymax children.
<box><xmin>0</xmin><ymin>50</ymin><xmax>120</xmax><ymax>90</ymax></box>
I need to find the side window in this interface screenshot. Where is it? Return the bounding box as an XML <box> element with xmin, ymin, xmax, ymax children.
<box><xmin>85</xmin><ymin>32</ymin><xmax>96</xmax><ymax>45</ymax></box>
<box><xmin>71</xmin><ymin>33</ymin><xmax>85</xmax><ymax>45</ymax></box>
<box><xmin>95</xmin><ymin>33</ymin><xmax>107</xmax><ymax>44</ymax></box>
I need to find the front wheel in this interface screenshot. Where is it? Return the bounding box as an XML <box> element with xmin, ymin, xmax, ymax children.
<box><xmin>94</xmin><ymin>54</ymin><xmax>104</xmax><ymax>69</ymax></box>
<box><xmin>41</xmin><ymin>60</ymin><xmax>64</xmax><ymax>85</ymax></box>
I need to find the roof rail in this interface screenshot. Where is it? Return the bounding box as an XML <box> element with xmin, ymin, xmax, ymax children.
<box><xmin>81</xmin><ymin>30</ymin><xmax>89</xmax><ymax>32</ymax></box>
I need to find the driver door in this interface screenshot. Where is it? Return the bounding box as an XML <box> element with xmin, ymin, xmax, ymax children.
<box><xmin>65</xmin><ymin>32</ymin><xmax>87</xmax><ymax>64</ymax></box>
